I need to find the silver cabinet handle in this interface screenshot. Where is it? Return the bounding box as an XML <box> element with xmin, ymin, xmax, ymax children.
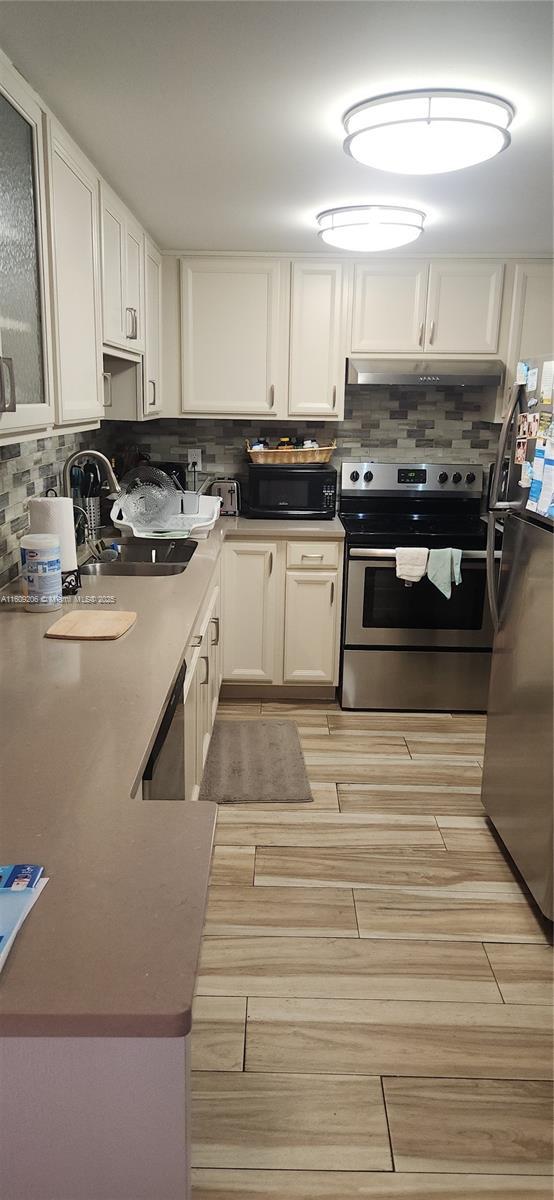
<box><xmin>126</xmin><ymin>307</ymin><xmax>138</xmax><ymax>339</ymax></box>
<box><xmin>126</xmin><ymin>307</ymin><xmax>133</xmax><ymax>338</ymax></box>
<box><xmin>149</xmin><ymin>380</ymin><xmax>156</xmax><ymax>407</ymax></box>
<box><xmin>330</xmin><ymin>580</ymin><xmax>335</xmax><ymax>605</ymax></box>
<box><xmin>418</xmin><ymin>321</ymin><xmax>424</xmax><ymax>347</ymax></box>
<box><xmin>211</xmin><ymin>616</ymin><xmax>220</xmax><ymax>646</ymax></box>
<box><xmin>191</xmin><ymin>634</ymin><xmax>202</xmax><ymax>647</ymax></box>
<box><xmin>200</xmin><ymin>654</ymin><xmax>210</xmax><ymax>686</ymax></box>
<box><xmin>332</xmin><ymin>385</ymin><xmax>337</xmax><ymax>410</ymax></box>
<box><xmin>428</xmin><ymin>319</ymin><xmax>435</xmax><ymax>345</ymax></box>
<box><xmin>0</xmin><ymin>357</ymin><xmax>16</xmax><ymax>413</ymax></box>
<box><xmin>268</xmin><ymin>551</ymin><xmax>273</xmax><ymax>576</ymax></box>
<box><xmin>301</xmin><ymin>553</ymin><xmax>324</xmax><ymax>560</ymax></box>
<box><xmin>103</xmin><ymin>371</ymin><xmax>112</xmax><ymax>408</ymax></box>
<box><xmin>269</xmin><ymin>384</ymin><xmax>275</xmax><ymax>409</ymax></box>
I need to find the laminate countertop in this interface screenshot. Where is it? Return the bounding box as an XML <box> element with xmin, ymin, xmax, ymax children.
<box><xmin>0</xmin><ymin>516</ymin><xmax>345</xmax><ymax>1038</ymax></box>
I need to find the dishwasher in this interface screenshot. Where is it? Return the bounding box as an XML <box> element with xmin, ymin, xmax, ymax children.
<box><xmin>142</xmin><ymin>659</ymin><xmax>187</xmax><ymax>800</ymax></box>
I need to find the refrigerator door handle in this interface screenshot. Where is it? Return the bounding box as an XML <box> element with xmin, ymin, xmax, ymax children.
<box><xmin>489</xmin><ymin>383</ymin><xmax>525</xmax><ymax>510</ymax></box>
<box><xmin>486</xmin><ymin>512</ymin><xmax>501</xmax><ymax>631</ymax></box>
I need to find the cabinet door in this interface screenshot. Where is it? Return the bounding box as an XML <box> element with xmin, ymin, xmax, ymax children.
<box><xmin>288</xmin><ymin>261</ymin><xmax>349</xmax><ymax>418</ymax></box>
<box><xmin>283</xmin><ymin>570</ymin><xmax>338</xmax><ymax>684</ymax></box>
<box><xmin>208</xmin><ymin>587</ymin><xmax>222</xmax><ymax>727</ymax></box>
<box><xmin>143</xmin><ymin>238</ymin><xmax>162</xmax><ymax>416</ymax></box>
<box><xmin>0</xmin><ymin>62</ymin><xmax>55</xmax><ymax>435</ymax></box>
<box><xmin>180</xmin><ymin>258</ymin><xmax>289</xmax><ymax>416</ymax></box>
<box><xmin>506</xmin><ymin>261</ymin><xmax>553</xmax><ymax>366</ymax></box>
<box><xmin>222</xmin><ymin>542</ymin><xmax>280</xmax><ymax>682</ymax></box>
<box><xmin>183</xmin><ymin>658</ymin><xmax>200</xmax><ymax>802</ymax></box>
<box><xmin>100</xmin><ymin>185</ymin><xmax>126</xmax><ymax>347</ymax></box>
<box><xmin>126</xmin><ymin>216</ymin><xmax>145</xmax><ymax>352</ymax></box>
<box><xmin>425</xmin><ymin>261</ymin><xmax>504</xmax><ymax>354</ymax></box>
<box><xmin>351</xmin><ymin>262</ymin><xmax>428</xmax><ymax>353</ymax></box>
<box><xmin>48</xmin><ymin>125</ymin><xmax>103</xmax><ymax>425</ymax></box>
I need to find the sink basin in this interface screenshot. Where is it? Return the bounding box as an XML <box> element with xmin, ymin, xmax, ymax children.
<box><xmin>81</xmin><ymin>536</ymin><xmax>197</xmax><ymax>576</ymax></box>
<box><xmin>81</xmin><ymin>561</ymin><xmax>188</xmax><ymax>577</ymax></box>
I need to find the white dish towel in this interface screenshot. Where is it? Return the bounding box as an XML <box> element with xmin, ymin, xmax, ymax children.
<box><xmin>395</xmin><ymin>547</ymin><xmax>429</xmax><ymax>584</ymax></box>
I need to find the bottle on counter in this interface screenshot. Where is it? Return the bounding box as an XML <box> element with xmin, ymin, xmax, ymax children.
<box><xmin>20</xmin><ymin>533</ymin><xmax>62</xmax><ymax>613</ymax></box>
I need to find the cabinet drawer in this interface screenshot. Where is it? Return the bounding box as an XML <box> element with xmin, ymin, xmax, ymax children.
<box><xmin>286</xmin><ymin>540</ymin><xmax>340</xmax><ymax>569</ymax></box>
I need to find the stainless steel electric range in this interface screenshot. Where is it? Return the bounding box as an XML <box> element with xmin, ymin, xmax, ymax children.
<box><xmin>339</xmin><ymin>461</ymin><xmax>499</xmax><ymax>711</ymax></box>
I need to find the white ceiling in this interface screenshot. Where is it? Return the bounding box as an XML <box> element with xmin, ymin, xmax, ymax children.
<box><xmin>0</xmin><ymin>1</ymin><xmax>552</xmax><ymax>255</ymax></box>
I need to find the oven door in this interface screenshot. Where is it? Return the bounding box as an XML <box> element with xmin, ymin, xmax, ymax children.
<box><xmin>345</xmin><ymin>550</ymin><xmax>495</xmax><ymax>649</ymax></box>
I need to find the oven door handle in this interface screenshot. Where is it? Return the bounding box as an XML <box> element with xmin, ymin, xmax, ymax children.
<box><xmin>349</xmin><ymin>549</ymin><xmax>499</xmax><ymax>561</ymax></box>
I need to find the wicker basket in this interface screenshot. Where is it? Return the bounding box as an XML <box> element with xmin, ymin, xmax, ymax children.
<box><xmin>246</xmin><ymin>441</ymin><xmax>336</xmax><ymax>465</ymax></box>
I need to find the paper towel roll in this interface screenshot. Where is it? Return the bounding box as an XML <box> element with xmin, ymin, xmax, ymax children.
<box><xmin>28</xmin><ymin>497</ymin><xmax>78</xmax><ymax>573</ymax></box>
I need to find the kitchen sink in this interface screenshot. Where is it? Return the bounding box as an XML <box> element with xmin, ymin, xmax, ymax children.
<box><xmin>81</xmin><ymin>561</ymin><xmax>189</xmax><ymax>577</ymax></box>
<box><xmin>81</xmin><ymin>535</ymin><xmax>197</xmax><ymax>577</ymax></box>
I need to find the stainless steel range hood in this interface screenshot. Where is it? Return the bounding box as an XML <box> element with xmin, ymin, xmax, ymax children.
<box><xmin>347</xmin><ymin>358</ymin><xmax>504</xmax><ymax>388</ymax></box>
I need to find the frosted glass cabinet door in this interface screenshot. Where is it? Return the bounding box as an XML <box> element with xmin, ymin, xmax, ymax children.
<box><xmin>0</xmin><ymin>66</ymin><xmax>54</xmax><ymax>433</ymax></box>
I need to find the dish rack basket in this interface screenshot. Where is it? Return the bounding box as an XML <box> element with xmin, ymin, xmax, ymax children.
<box><xmin>110</xmin><ymin>464</ymin><xmax>222</xmax><ymax>538</ymax></box>
<box><xmin>246</xmin><ymin>441</ymin><xmax>336</xmax><ymax>465</ymax></box>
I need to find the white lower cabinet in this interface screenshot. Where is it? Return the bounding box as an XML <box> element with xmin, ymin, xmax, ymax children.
<box><xmin>222</xmin><ymin>542</ymin><xmax>280</xmax><ymax>682</ymax></box>
<box><xmin>183</xmin><ymin>573</ymin><xmax>221</xmax><ymax>803</ymax></box>
<box><xmin>222</xmin><ymin>538</ymin><xmax>343</xmax><ymax>687</ymax></box>
<box><xmin>283</xmin><ymin>570</ymin><xmax>338</xmax><ymax>683</ymax></box>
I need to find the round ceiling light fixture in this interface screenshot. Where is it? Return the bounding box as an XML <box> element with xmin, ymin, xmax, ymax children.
<box><xmin>317</xmin><ymin>205</ymin><xmax>425</xmax><ymax>252</ymax></box>
<box><xmin>343</xmin><ymin>89</ymin><xmax>514</xmax><ymax>174</ymax></box>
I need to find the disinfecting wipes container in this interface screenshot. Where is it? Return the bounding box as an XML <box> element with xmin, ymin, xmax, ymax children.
<box><xmin>20</xmin><ymin>533</ymin><xmax>62</xmax><ymax>612</ymax></box>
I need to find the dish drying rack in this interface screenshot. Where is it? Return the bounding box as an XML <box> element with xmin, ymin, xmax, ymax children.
<box><xmin>110</xmin><ymin>464</ymin><xmax>222</xmax><ymax>538</ymax></box>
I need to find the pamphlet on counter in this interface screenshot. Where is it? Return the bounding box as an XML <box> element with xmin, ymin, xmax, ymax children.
<box><xmin>0</xmin><ymin>865</ymin><xmax>48</xmax><ymax>973</ymax></box>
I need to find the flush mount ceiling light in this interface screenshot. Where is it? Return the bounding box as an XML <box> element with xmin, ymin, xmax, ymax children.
<box><xmin>317</xmin><ymin>205</ymin><xmax>425</xmax><ymax>251</ymax></box>
<box><xmin>343</xmin><ymin>89</ymin><xmax>514</xmax><ymax>174</ymax></box>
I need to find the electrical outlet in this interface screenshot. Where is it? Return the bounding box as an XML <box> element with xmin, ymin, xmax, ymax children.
<box><xmin>187</xmin><ymin>448</ymin><xmax>202</xmax><ymax>472</ymax></box>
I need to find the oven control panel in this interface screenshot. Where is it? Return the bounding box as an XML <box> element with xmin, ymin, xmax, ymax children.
<box><xmin>341</xmin><ymin>462</ymin><xmax>483</xmax><ymax>495</ymax></box>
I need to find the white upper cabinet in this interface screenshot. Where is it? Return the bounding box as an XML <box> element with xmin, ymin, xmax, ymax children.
<box><xmin>506</xmin><ymin>261</ymin><xmax>553</xmax><ymax>366</ymax></box>
<box><xmin>288</xmin><ymin>261</ymin><xmax>350</xmax><ymax>419</ymax></box>
<box><xmin>351</xmin><ymin>262</ymin><xmax>429</xmax><ymax>354</ymax></box>
<box><xmin>100</xmin><ymin>184</ymin><xmax>145</xmax><ymax>354</ymax></box>
<box><xmin>143</xmin><ymin>238</ymin><xmax>162</xmax><ymax>416</ymax></box>
<box><xmin>46</xmin><ymin>122</ymin><xmax>103</xmax><ymax>426</ymax></box>
<box><xmin>351</xmin><ymin>259</ymin><xmax>504</xmax><ymax>357</ymax></box>
<box><xmin>425</xmin><ymin>260</ymin><xmax>504</xmax><ymax>354</ymax></box>
<box><xmin>180</xmin><ymin>257</ymin><xmax>289</xmax><ymax>417</ymax></box>
<box><xmin>0</xmin><ymin>59</ymin><xmax>55</xmax><ymax>436</ymax></box>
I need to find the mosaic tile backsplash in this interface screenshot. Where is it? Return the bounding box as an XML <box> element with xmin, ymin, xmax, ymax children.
<box><xmin>104</xmin><ymin>386</ymin><xmax>501</xmax><ymax>485</ymax></box>
<box><xmin>0</xmin><ymin>387</ymin><xmax>500</xmax><ymax>586</ymax></box>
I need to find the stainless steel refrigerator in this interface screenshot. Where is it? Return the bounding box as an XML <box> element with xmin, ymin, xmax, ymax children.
<box><xmin>483</xmin><ymin>356</ymin><xmax>554</xmax><ymax>921</ymax></box>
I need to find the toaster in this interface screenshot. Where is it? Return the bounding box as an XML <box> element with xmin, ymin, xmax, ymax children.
<box><xmin>210</xmin><ymin>478</ymin><xmax>240</xmax><ymax>515</ymax></box>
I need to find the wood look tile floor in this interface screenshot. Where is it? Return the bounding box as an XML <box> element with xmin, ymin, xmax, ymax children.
<box><xmin>192</xmin><ymin>700</ymin><xmax>554</xmax><ymax>1196</ymax></box>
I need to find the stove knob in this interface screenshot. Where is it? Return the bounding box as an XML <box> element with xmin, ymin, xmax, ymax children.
<box><xmin>363</xmin><ymin>470</ymin><xmax>373</xmax><ymax>483</ymax></box>
<box><xmin>466</xmin><ymin>471</ymin><xmax>476</xmax><ymax>484</ymax></box>
<box><xmin>350</xmin><ymin>470</ymin><xmax>360</xmax><ymax>483</ymax></box>
<box><xmin>438</xmin><ymin>471</ymin><xmax>449</xmax><ymax>484</ymax></box>
<box><xmin>452</xmin><ymin>472</ymin><xmax>462</xmax><ymax>484</ymax></box>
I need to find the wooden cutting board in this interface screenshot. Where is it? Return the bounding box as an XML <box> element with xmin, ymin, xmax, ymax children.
<box><xmin>45</xmin><ymin>610</ymin><xmax>137</xmax><ymax>641</ymax></box>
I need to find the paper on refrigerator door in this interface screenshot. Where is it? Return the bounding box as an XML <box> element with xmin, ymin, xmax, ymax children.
<box><xmin>540</xmin><ymin>360</ymin><xmax>554</xmax><ymax>402</ymax></box>
<box><xmin>526</xmin><ymin>442</ymin><xmax>545</xmax><ymax>512</ymax></box>
<box><xmin>537</xmin><ymin>438</ymin><xmax>554</xmax><ymax>517</ymax></box>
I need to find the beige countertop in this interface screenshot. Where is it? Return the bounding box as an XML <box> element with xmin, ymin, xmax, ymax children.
<box><xmin>0</xmin><ymin>515</ymin><xmax>345</xmax><ymax>1038</ymax></box>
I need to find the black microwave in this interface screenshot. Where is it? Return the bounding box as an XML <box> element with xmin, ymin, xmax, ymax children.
<box><xmin>244</xmin><ymin>464</ymin><xmax>337</xmax><ymax>519</ymax></box>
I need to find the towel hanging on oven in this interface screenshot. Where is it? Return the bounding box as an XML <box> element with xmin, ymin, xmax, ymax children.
<box><xmin>427</xmin><ymin>547</ymin><xmax>462</xmax><ymax>599</ymax></box>
<box><xmin>395</xmin><ymin>547</ymin><xmax>429</xmax><ymax>585</ymax></box>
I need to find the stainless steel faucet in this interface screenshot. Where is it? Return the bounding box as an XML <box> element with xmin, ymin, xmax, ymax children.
<box><xmin>62</xmin><ymin>450</ymin><xmax>120</xmax><ymax>499</ymax></box>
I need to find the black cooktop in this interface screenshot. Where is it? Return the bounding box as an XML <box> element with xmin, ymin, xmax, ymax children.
<box><xmin>340</xmin><ymin>512</ymin><xmax>490</xmax><ymax>550</ymax></box>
